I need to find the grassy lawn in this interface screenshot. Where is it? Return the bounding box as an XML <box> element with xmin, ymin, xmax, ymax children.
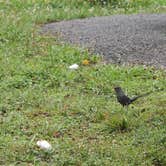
<box><xmin>0</xmin><ymin>0</ymin><xmax>166</xmax><ymax>165</ymax></box>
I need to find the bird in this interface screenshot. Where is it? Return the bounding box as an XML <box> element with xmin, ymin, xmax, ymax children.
<box><xmin>114</xmin><ymin>86</ymin><xmax>151</xmax><ymax>107</ymax></box>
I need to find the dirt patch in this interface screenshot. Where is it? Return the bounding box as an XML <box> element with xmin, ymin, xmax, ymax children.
<box><xmin>41</xmin><ymin>14</ymin><xmax>166</xmax><ymax>69</ymax></box>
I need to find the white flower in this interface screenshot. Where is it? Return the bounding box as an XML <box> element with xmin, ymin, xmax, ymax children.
<box><xmin>88</xmin><ymin>7</ymin><xmax>94</xmax><ymax>13</ymax></box>
<box><xmin>69</xmin><ymin>64</ymin><xmax>79</xmax><ymax>70</ymax></box>
<box><xmin>36</xmin><ymin>140</ymin><xmax>52</xmax><ymax>150</ymax></box>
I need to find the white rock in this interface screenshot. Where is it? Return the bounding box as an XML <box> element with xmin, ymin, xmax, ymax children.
<box><xmin>36</xmin><ymin>140</ymin><xmax>52</xmax><ymax>150</ymax></box>
<box><xmin>69</xmin><ymin>64</ymin><xmax>79</xmax><ymax>70</ymax></box>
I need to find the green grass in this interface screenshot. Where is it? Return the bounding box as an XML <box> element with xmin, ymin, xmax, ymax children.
<box><xmin>0</xmin><ymin>0</ymin><xmax>166</xmax><ymax>165</ymax></box>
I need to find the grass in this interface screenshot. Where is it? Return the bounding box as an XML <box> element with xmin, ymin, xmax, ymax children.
<box><xmin>0</xmin><ymin>0</ymin><xmax>166</xmax><ymax>165</ymax></box>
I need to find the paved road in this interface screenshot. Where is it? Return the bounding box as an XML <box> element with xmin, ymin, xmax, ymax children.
<box><xmin>42</xmin><ymin>14</ymin><xmax>166</xmax><ymax>69</ymax></box>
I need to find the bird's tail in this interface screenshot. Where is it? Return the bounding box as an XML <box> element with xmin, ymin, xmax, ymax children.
<box><xmin>130</xmin><ymin>92</ymin><xmax>152</xmax><ymax>103</ymax></box>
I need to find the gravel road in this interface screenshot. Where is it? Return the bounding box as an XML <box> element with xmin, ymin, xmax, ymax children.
<box><xmin>42</xmin><ymin>14</ymin><xmax>166</xmax><ymax>68</ymax></box>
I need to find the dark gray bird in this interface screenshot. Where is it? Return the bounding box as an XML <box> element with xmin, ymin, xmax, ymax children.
<box><xmin>114</xmin><ymin>86</ymin><xmax>151</xmax><ymax>107</ymax></box>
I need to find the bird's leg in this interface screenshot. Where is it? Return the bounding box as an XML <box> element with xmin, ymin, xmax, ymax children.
<box><xmin>125</xmin><ymin>105</ymin><xmax>129</xmax><ymax>116</ymax></box>
<box><xmin>123</xmin><ymin>105</ymin><xmax>128</xmax><ymax>110</ymax></box>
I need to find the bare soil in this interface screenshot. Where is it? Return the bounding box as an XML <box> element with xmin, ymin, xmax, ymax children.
<box><xmin>42</xmin><ymin>14</ymin><xmax>166</xmax><ymax>69</ymax></box>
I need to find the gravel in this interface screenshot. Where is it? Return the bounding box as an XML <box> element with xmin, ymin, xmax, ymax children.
<box><xmin>41</xmin><ymin>14</ymin><xmax>166</xmax><ymax>69</ymax></box>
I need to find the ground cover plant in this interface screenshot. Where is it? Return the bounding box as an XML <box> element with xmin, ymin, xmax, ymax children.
<box><xmin>0</xmin><ymin>0</ymin><xmax>166</xmax><ymax>165</ymax></box>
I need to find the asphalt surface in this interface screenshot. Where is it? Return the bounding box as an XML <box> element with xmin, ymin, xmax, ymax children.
<box><xmin>42</xmin><ymin>14</ymin><xmax>166</xmax><ymax>69</ymax></box>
